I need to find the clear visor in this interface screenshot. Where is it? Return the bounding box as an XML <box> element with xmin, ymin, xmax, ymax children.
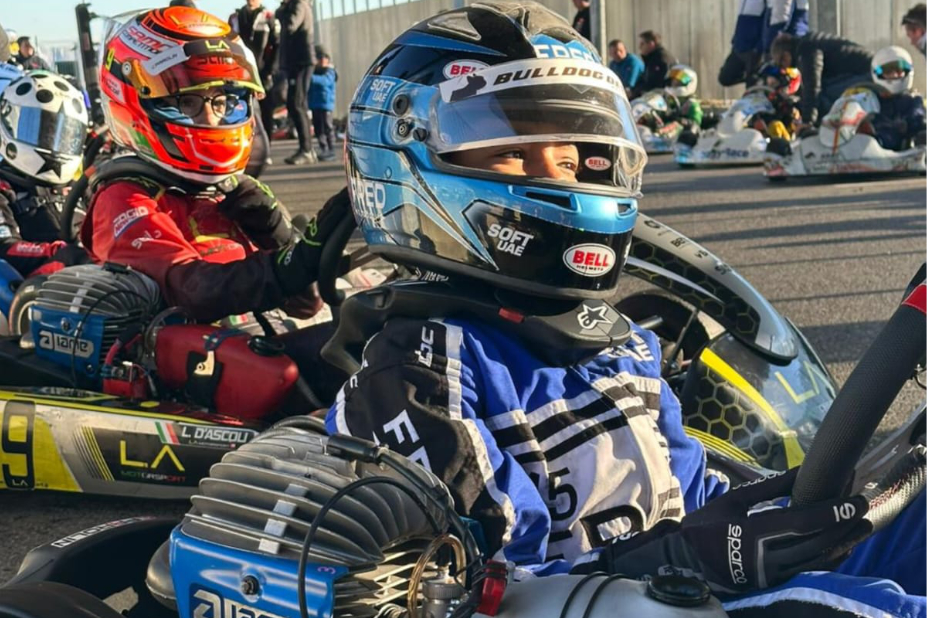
<box><xmin>0</xmin><ymin>102</ymin><xmax>86</xmax><ymax>155</ymax></box>
<box><xmin>142</xmin><ymin>84</ymin><xmax>253</xmax><ymax>127</ymax></box>
<box><xmin>874</xmin><ymin>59</ymin><xmax>913</xmax><ymax>77</ymax></box>
<box><xmin>431</xmin><ymin>58</ymin><xmax>645</xmax><ymax>194</ymax></box>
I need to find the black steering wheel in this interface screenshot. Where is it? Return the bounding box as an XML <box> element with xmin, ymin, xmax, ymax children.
<box><xmin>790</xmin><ymin>267</ymin><xmax>926</xmax><ymax>530</ymax></box>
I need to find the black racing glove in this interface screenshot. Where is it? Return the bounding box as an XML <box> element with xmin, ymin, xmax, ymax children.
<box><xmin>270</xmin><ymin>187</ymin><xmax>351</xmax><ymax>296</ymax></box>
<box><xmin>217</xmin><ymin>174</ymin><xmax>294</xmax><ymax>249</ymax></box>
<box><xmin>578</xmin><ymin>468</ymin><xmax>871</xmax><ymax>595</ymax></box>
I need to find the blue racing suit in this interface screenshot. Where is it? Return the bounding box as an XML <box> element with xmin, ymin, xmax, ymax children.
<box><xmin>326</xmin><ymin>316</ymin><xmax>925</xmax><ymax>617</ymax></box>
<box><xmin>871</xmin><ymin>92</ymin><xmax>926</xmax><ymax>152</ymax></box>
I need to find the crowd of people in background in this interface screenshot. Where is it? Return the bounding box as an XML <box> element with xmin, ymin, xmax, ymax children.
<box><xmin>573</xmin><ymin>0</ymin><xmax>926</xmax><ymax>150</ymax></box>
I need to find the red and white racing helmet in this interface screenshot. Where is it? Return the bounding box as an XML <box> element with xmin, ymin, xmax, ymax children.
<box><xmin>99</xmin><ymin>6</ymin><xmax>264</xmax><ymax>184</ymax></box>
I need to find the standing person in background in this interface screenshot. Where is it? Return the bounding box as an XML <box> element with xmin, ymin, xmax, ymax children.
<box><xmin>902</xmin><ymin>4</ymin><xmax>926</xmax><ymax>57</ymax></box>
<box><xmin>608</xmin><ymin>39</ymin><xmax>645</xmax><ymax>97</ymax></box>
<box><xmin>14</xmin><ymin>37</ymin><xmax>49</xmax><ymax>71</ymax></box>
<box><xmin>571</xmin><ymin>0</ymin><xmax>591</xmax><ymax>40</ymax></box>
<box><xmin>771</xmin><ymin>31</ymin><xmax>873</xmax><ymax>126</ymax></box>
<box><xmin>309</xmin><ymin>46</ymin><xmax>337</xmax><ymax>161</ymax></box>
<box><xmin>638</xmin><ymin>30</ymin><xmax>676</xmax><ymax>94</ymax></box>
<box><xmin>718</xmin><ymin>0</ymin><xmax>809</xmax><ymax>88</ymax></box>
<box><xmin>230</xmin><ymin>0</ymin><xmax>279</xmax><ymax>166</ymax></box>
<box><xmin>276</xmin><ymin>0</ymin><xmax>317</xmax><ymax>165</ymax></box>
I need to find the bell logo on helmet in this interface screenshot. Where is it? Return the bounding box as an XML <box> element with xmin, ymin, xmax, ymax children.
<box><xmin>584</xmin><ymin>156</ymin><xmax>611</xmax><ymax>171</ymax></box>
<box><xmin>563</xmin><ymin>244</ymin><xmax>616</xmax><ymax>277</ymax></box>
<box><xmin>443</xmin><ymin>60</ymin><xmax>489</xmax><ymax>79</ymax></box>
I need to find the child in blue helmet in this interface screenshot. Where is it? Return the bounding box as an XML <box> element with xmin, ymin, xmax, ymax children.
<box><xmin>325</xmin><ymin>3</ymin><xmax>925</xmax><ymax>616</ymax></box>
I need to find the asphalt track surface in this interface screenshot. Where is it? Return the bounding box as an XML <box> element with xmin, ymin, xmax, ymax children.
<box><xmin>1</xmin><ymin>141</ymin><xmax>924</xmax><ymax>589</ymax></box>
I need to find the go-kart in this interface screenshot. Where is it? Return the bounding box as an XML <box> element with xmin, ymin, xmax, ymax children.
<box><xmin>675</xmin><ymin>86</ymin><xmax>773</xmax><ymax>167</ymax></box>
<box><xmin>631</xmin><ymin>91</ymin><xmax>686</xmax><ymax>154</ymax></box>
<box><xmin>0</xmin><ymin>174</ymin><xmax>836</xmax><ymax>498</ymax></box>
<box><xmin>763</xmin><ymin>84</ymin><xmax>927</xmax><ymax>179</ymax></box>
<box><xmin>0</xmin><ymin>269</ymin><xmax>922</xmax><ymax>618</ymax></box>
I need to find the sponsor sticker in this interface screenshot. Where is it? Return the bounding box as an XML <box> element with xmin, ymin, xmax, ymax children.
<box><xmin>113</xmin><ymin>205</ymin><xmax>150</xmax><ymax>238</ymax></box>
<box><xmin>443</xmin><ymin>59</ymin><xmax>489</xmax><ymax>79</ymax></box>
<box><xmin>102</xmin><ymin>73</ymin><xmax>125</xmax><ymax>104</ymax></box>
<box><xmin>563</xmin><ymin>243</ymin><xmax>616</xmax><ymax>276</ymax></box>
<box><xmin>584</xmin><ymin>156</ymin><xmax>611</xmax><ymax>171</ymax></box>
<box><xmin>440</xmin><ymin>58</ymin><xmax>623</xmax><ymax>103</ymax></box>
<box><xmin>119</xmin><ymin>24</ymin><xmax>174</xmax><ymax>58</ymax></box>
<box><xmin>487</xmin><ymin>223</ymin><xmax>533</xmax><ymax>256</ymax></box>
<box><xmin>171</xmin><ymin>423</ymin><xmax>258</xmax><ymax>448</ymax></box>
<box><xmin>141</xmin><ymin>44</ymin><xmax>188</xmax><ymax>76</ymax></box>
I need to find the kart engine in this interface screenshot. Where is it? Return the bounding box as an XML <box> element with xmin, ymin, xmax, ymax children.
<box><xmin>148</xmin><ymin>422</ymin><xmax>729</xmax><ymax>618</ymax></box>
<box><xmin>30</xmin><ymin>264</ymin><xmax>161</xmax><ymax>379</ymax></box>
<box><xmin>149</xmin><ymin>421</ymin><xmax>456</xmax><ymax>618</ymax></box>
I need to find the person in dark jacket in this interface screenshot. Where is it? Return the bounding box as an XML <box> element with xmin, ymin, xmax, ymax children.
<box><xmin>571</xmin><ymin>0</ymin><xmax>591</xmax><ymax>40</ymax></box>
<box><xmin>718</xmin><ymin>0</ymin><xmax>809</xmax><ymax>88</ymax></box>
<box><xmin>230</xmin><ymin>0</ymin><xmax>279</xmax><ymax>147</ymax></box>
<box><xmin>13</xmin><ymin>37</ymin><xmax>49</xmax><ymax>71</ymax></box>
<box><xmin>637</xmin><ymin>31</ymin><xmax>676</xmax><ymax>97</ymax></box>
<box><xmin>771</xmin><ymin>31</ymin><xmax>873</xmax><ymax>125</ymax></box>
<box><xmin>309</xmin><ymin>47</ymin><xmax>337</xmax><ymax>161</ymax></box>
<box><xmin>902</xmin><ymin>4</ymin><xmax>926</xmax><ymax>57</ymax></box>
<box><xmin>276</xmin><ymin>0</ymin><xmax>317</xmax><ymax>165</ymax></box>
<box><xmin>866</xmin><ymin>46</ymin><xmax>926</xmax><ymax>151</ymax></box>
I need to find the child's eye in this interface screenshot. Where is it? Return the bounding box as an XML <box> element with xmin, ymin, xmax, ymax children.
<box><xmin>495</xmin><ymin>149</ymin><xmax>524</xmax><ymax>159</ymax></box>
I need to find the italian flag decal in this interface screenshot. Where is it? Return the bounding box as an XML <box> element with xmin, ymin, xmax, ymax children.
<box><xmin>156</xmin><ymin>421</ymin><xmax>180</xmax><ymax>445</ymax></box>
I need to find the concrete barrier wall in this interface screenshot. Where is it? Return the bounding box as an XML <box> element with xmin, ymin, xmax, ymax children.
<box><xmin>318</xmin><ymin>0</ymin><xmax>927</xmax><ymax>117</ymax></box>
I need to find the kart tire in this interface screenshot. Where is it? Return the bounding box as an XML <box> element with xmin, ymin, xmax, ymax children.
<box><xmin>765</xmin><ymin>137</ymin><xmax>791</xmax><ymax>157</ymax></box>
<box><xmin>677</xmin><ymin>162</ymin><xmax>695</xmax><ymax>169</ymax></box>
<box><xmin>767</xmin><ymin>175</ymin><xmax>788</xmax><ymax>182</ymax></box>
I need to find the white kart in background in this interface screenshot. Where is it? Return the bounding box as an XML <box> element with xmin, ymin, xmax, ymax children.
<box><xmin>631</xmin><ymin>90</ymin><xmax>685</xmax><ymax>153</ymax></box>
<box><xmin>675</xmin><ymin>86</ymin><xmax>773</xmax><ymax>167</ymax></box>
<box><xmin>764</xmin><ymin>85</ymin><xmax>926</xmax><ymax>180</ymax></box>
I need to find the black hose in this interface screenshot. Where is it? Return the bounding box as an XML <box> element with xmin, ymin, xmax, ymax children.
<box><xmin>61</xmin><ymin>173</ymin><xmax>90</xmax><ymax>243</ymax></box>
<box><xmin>792</xmin><ymin>289</ymin><xmax>926</xmax><ymax>506</ymax></box>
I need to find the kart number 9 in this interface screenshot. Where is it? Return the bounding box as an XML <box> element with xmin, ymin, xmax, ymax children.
<box><xmin>1</xmin><ymin>401</ymin><xmax>35</xmax><ymax>489</ymax></box>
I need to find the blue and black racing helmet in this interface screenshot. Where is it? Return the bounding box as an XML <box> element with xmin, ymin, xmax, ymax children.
<box><xmin>345</xmin><ymin>1</ymin><xmax>646</xmax><ymax>300</ymax></box>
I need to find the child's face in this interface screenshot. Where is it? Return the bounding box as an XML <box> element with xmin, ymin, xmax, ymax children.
<box><xmin>448</xmin><ymin>142</ymin><xmax>580</xmax><ymax>182</ymax></box>
<box><xmin>881</xmin><ymin>67</ymin><xmax>906</xmax><ymax>81</ymax></box>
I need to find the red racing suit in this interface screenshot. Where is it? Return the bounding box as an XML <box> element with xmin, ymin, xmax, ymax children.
<box><xmin>81</xmin><ymin>175</ymin><xmax>321</xmax><ymax>322</ymax></box>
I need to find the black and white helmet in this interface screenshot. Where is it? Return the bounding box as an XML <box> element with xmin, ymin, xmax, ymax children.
<box><xmin>0</xmin><ymin>70</ymin><xmax>88</xmax><ymax>185</ymax></box>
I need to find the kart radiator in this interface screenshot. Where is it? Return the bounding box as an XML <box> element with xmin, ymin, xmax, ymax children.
<box><xmin>163</xmin><ymin>422</ymin><xmax>447</xmax><ymax>618</ymax></box>
<box><xmin>30</xmin><ymin>264</ymin><xmax>161</xmax><ymax>378</ymax></box>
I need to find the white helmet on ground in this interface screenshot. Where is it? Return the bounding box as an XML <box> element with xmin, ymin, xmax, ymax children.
<box><xmin>0</xmin><ymin>70</ymin><xmax>88</xmax><ymax>185</ymax></box>
<box><xmin>871</xmin><ymin>45</ymin><xmax>914</xmax><ymax>95</ymax></box>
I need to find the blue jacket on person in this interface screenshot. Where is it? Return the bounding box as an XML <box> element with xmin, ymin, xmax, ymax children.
<box><xmin>732</xmin><ymin>0</ymin><xmax>810</xmax><ymax>54</ymax></box>
<box><xmin>308</xmin><ymin>65</ymin><xmax>337</xmax><ymax>111</ymax></box>
<box><xmin>609</xmin><ymin>54</ymin><xmax>645</xmax><ymax>92</ymax></box>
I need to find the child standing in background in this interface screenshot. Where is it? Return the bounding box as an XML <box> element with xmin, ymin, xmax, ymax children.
<box><xmin>309</xmin><ymin>46</ymin><xmax>338</xmax><ymax>161</ymax></box>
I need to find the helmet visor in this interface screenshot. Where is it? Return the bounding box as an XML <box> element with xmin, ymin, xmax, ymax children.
<box><xmin>874</xmin><ymin>58</ymin><xmax>913</xmax><ymax>78</ymax></box>
<box><xmin>665</xmin><ymin>67</ymin><xmax>693</xmax><ymax>88</ymax></box>
<box><xmin>142</xmin><ymin>84</ymin><xmax>253</xmax><ymax>127</ymax></box>
<box><xmin>0</xmin><ymin>102</ymin><xmax>86</xmax><ymax>155</ymax></box>
<box><xmin>432</xmin><ymin>58</ymin><xmax>645</xmax><ymax>195</ymax></box>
